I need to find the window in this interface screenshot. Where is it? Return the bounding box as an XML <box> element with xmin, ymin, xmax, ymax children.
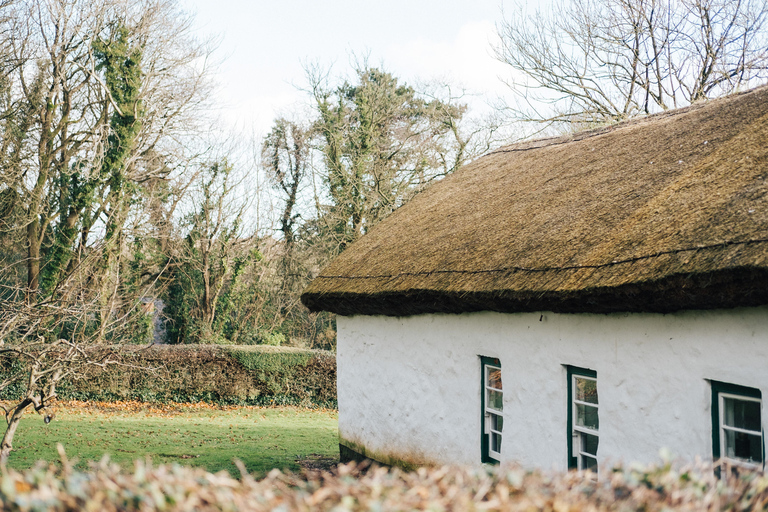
<box><xmin>711</xmin><ymin>381</ymin><xmax>763</xmax><ymax>471</ymax></box>
<box><xmin>481</xmin><ymin>357</ymin><xmax>502</xmax><ymax>464</ymax></box>
<box><xmin>567</xmin><ymin>366</ymin><xmax>598</xmax><ymax>472</ymax></box>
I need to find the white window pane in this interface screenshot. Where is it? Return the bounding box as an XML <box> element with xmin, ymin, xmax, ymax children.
<box><xmin>724</xmin><ymin>429</ymin><xmax>763</xmax><ymax>463</ymax></box>
<box><xmin>723</xmin><ymin>397</ymin><xmax>761</xmax><ymax>432</ymax></box>
<box><xmin>576</xmin><ymin>404</ymin><xmax>599</xmax><ymax>430</ymax></box>
<box><xmin>487</xmin><ymin>367</ymin><xmax>502</xmax><ymax>390</ymax></box>
<box><xmin>575</xmin><ymin>377</ymin><xmax>598</xmax><ymax>404</ymax></box>
<box><xmin>488</xmin><ymin>389</ymin><xmax>503</xmax><ymax>411</ymax></box>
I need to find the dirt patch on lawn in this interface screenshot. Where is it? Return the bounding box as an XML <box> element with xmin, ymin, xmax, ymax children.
<box><xmin>296</xmin><ymin>453</ymin><xmax>339</xmax><ymax>472</ymax></box>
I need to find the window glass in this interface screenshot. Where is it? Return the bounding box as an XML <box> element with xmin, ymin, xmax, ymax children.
<box><xmin>582</xmin><ymin>454</ymin><xmax>598</xmax><ymax>472</ymax></box>
<box><xmin>576</xmin><ymin>404</ymin><xmax>599</xmax><ymax>430</ymax></box>
<box><xmin>487</xmin><ymin>389</ymin><xmax>503</xmax><ymax>412</ymax></box>
<box><xmin>723</xmin><ymin>430</ymin><xmax>763</xmax><ymax>463</ymax></box>
<box><xmin>487</xmin><ymin>368</ymin><xmax>502</xmax><ymax>390</ymax></box>
<box><xmin>723</xmin><ymin>397</ymin><xmax>761</xmax><ymax>432</ymax></box>
<box><xmin>491</xmin><ymin>432</ymin><xmax>502</xmax><ymax>453</ymax></box>
<box><xmin>581</xmin><ymin>433</ymin><xmax>599</xmax><ymax>456</ymax></box>
<box><xmin>575</xmin><ymin>377</ymin><xmax>598</xmax><ymax>404</ymax></box>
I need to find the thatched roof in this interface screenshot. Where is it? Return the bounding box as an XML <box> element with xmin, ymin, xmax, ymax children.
<box><xmin>301</xmin><ymin>86</ymin><xmax>768</xmax><ymax>316</ymax></box>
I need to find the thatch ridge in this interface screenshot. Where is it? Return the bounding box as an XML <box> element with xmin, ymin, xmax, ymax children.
<box><xmin>302</xmin><ymin>85</ymin><xmax>768</xmax><ymax>316</ymax></box>
<box><xmin>486</xmin><ymin>87</ymin><xmax>751</xmax><ymax>155</ymax></box>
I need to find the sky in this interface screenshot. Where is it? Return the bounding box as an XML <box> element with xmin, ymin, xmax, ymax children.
<box><xmin>179</xmin><ymin>0</ymin><xmax>526</xmax><ymax>136</ymax></box>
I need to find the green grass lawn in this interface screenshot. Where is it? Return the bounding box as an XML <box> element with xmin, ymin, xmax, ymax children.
<box><xmin>6</xmin><ymin>403</ymin><xmax>339</xmax><ymax>477</ymax></box>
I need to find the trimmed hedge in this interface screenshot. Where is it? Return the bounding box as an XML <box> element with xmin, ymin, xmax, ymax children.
<box><xmin>0</xmin><ymin>345</ymin><xmax>336</xmax><ymax>408</ymax></box>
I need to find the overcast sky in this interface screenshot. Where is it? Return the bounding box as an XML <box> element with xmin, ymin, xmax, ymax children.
<box><xmin>179</xmin><ymin>0</ymin><xmax>526</xmax><ymax>135</ymax></box>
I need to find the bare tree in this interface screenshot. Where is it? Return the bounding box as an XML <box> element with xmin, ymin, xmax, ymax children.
<box><xmin>260</xmin><ymin>117</ymin><xmax>313</xmax><ymax>311</ymax></box>
<box><xmin>0</xmin><ymin>258</ymin><xmax>131</xmax><ymax>464</ymax></box>
<box><xmin>0</xmin><ymin>0</ymin><xmax>214</xmax><ymax>300</ymax></box>
<box><xmin>495</xmin><ymin>0</ymin><xmax>768</xmax><ymax>128</ymax></box>
<box><xmin>262</xmin><ymin>118</ymin><xmax>311</xmax><ymax>252</ymax></box>
<box><xmin>418</xmin><ymin>81</ymin><xmax>505</xmax><ymax>179</ymax></box>
<box><xmin>163</xmin><ymin>159</ymin><xmax>257</xmax><ymax>344</ymax></box>
<box><xmin>0</xmin><ymin>0</ymin><xmax>217</xmax><ymax>460</ymax></box>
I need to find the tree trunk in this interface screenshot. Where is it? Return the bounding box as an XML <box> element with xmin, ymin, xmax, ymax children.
<box><xmin>202</xmin><ymin>250</ymin><xmax>214</xmax><ymax>329</ymax></box>
<box><xmin>0</xmin><ymin>404</ymin><xmax>27</xmax><ymax>465</ymax></box>
<box><xmin>26</xmin><ymin>220</ymin><xmax>40</xmax><ymax>295</ymax></box>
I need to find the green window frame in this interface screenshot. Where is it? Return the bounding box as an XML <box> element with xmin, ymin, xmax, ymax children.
<box><xmin>480</xmin><ymin>356</ymin><xmax>502</xmax><ymax>464</ymax></box>
<box><xmin>567</xmin><ymin>365</ymin><xmax>598</xmax><ymax>471</ymax></box>
<box><xmin>711</xmin><ymin>380</ymin><xmax>763</xmax><ymax>471</ymax></box>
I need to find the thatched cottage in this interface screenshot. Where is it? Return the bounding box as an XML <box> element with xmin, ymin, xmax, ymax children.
<box><xmin>301</xmin><ymin>85</ymin><xmax>768</xmax><ymax>472</ymax></box>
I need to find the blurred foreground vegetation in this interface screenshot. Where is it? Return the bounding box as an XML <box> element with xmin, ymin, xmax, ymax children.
<box><xmin>1</xmin><ymin>453</ymin><xmax>767</xmax><ymax>511</ymax></box>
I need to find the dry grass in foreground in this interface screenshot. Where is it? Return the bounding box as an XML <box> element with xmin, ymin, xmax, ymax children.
<box><xmin>1</xmin><ymin>453</ymin><xmax>767</xmax><ymax>511</ymax></box>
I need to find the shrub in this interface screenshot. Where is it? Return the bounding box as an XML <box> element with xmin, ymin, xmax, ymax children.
<box><xmin>259</xmin><ymin>331</ymin><xmax>285</xmax><ymax>346</ymax></box>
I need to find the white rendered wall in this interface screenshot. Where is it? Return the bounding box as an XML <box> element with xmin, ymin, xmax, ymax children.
<box><xmin>336</xmin><ymin>307</ymin><xmax>768</xmax><ymax>470</ymax></box>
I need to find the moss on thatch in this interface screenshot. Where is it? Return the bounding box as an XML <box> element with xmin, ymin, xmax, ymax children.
<box><xmin>302</xmin><ymin>86</ymin><xmax>768</xmax><ymax>316</ymax></box>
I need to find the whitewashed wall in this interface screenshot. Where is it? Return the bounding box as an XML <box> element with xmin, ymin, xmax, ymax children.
<box><xmin>336</xmin><ymin>306</ymin><xmax>768</xmax><ymax>470</ymax></box>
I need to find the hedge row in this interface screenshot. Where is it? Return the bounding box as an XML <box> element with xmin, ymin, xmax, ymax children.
<box><xmin>1</xmin><ymin>345</ymin><xmax>337</xmax><ymax>408</ymax></box>
<box><xmin>2</xmin><ymin>458</ymin><xmax>767</xmax><ymax>511</ymax></box>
